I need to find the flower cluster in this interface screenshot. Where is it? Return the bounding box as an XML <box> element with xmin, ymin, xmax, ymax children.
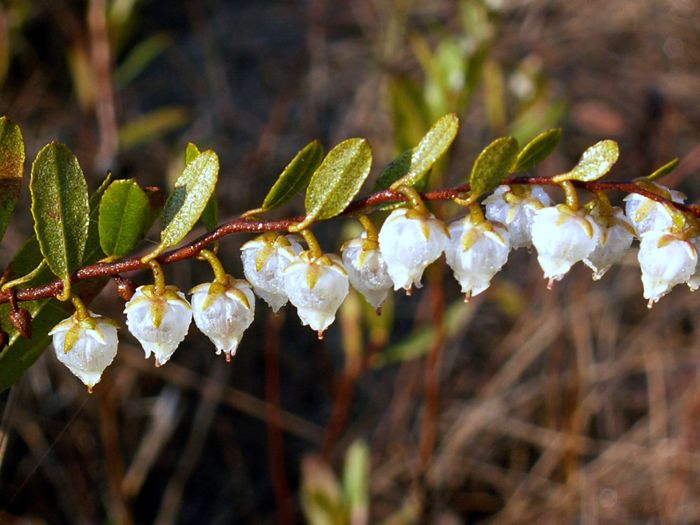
<box><xmin>49</xmin><ymin>181</ymin><xmax>700</xmax><ymax>391</ymax></box>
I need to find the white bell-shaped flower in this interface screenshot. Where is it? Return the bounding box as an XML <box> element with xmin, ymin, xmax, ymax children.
<box><xmin>341</xmin><ymin>236</ymin><xmax>392</xmax><ymax>310</ymax></box>
<box><xmin>51</xmin><ymin>311</ymin><xmax>119</xmax><ymax>391</ymax></box>
<box><xmin>531</xmin><ymin>205</ymin><xmax>601</xmax><ymax>285</ymax></box>
<box><xmin>378</xmin><ymin>208</ymin><xmax>450</xmax><ymax>292</ymax></box>
<box><xmin>686</xmin><ymin>236</ymin><xmax>700</xmax><ymax>291</ymax></box>
<box><xmin>190</xmin><ymin>277</ymin><xmax>255</xmax><ymax>361</ymax></box>
<box><xmin>638</xmin><ymin>230</ymin><xmax>697</xmax><ymax>306</ymax></box>
<box><xmin>483</xmin><ymin>185</ymin><xmax>551</xmax><ymax>249</ymax></box>
<box><xmin>445</xmin><ymin>213</ymin><xmax>510</xmax><ymax>299</ymax></box>
<box><xmin>283</xmin><ymin>251</ymin><xmax>349</xmax><ymax>337</ymax></box>
<box><xmin>583</xmin><ymin>207</ymin><xmax>635</xmax><ymax>280</ymax></box>
<box><xmin>124</xmin><ymin>285</ymin><xmax>192</xmax><ymax>366</ymax></box>
<box><xmin>623</xmin><ymin>182</ymin><xmax>685</xmax><ymax>236</ymax></box>
<box><xmin>241</xmin><ymin>233</ymin><xmax>302</xmax><ymax>312</ymax></box>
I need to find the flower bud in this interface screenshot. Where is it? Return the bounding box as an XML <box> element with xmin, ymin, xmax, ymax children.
<box><xmin>124</xmin><ymin>285</ymin><xmax>192</xmax><ymax>366</ymax></box>
<box><xmin>241</xmin><ymin>233</ymin><xmax>302</xmax><ymax>312</ymax></box>
<box><xmin>531</xmin><ymin>205</ymin><xmax>601</xmax><ymax>285</ymax></box>
<box><xmin>638</xmin><ymin>230</ymin><xmax>697</xmax><ymax>306</ymax></box>
<box><xmin>623</xmin><ymin>182</ymin><xmax>685</xmax><ymax>236</ymax></box>
<box><xmin>283</xmin><ymin>251</ymin><xmax>349</xmax><ymax>337</ymax></box>
<box><xmin>483</xmin><ymin>185</ymin><xmax>551</xmax><ymax>249</ymax></box>
<box><xmin>50</xmin><ymin>311</ymin><xmax>119</xmax><ymax>391</ymax></box>
<box><xmin>190</xmin><ymin>277</ymin><xmax>255</xmax><ymax>361</ymax></box>
<box><xmin>341</xmin><ymin>236</ymin><xmax>392</xmax><ymax>310</ymax></box>
<box><xmin>583</xmin><ymin>207</ymin><xmax>634</xmax><ymax>280</ymax></box>
<box><xmin>378</xmin><ymin>208</ymin><xmax>449</xmax><ymax>292</ymax></box>
<box><xmin>445</xmin><ymin>214</ymin><xmax>510</xmax><ymax>299</ymax></box>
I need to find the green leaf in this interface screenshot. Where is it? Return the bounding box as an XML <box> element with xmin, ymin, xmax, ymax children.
<box><xmin>0</xmin><ymin>299</ymin><xmax>70</xmax><ymax>392</ymax></box>
<box><xmin>99</xmin><ymin>179</ymin><xmax>151</xmax><ymax>257</ymax></box>
<box><xmin>343</xmin><ymin>440</ymin><xmax>369</xmax><ymax>523</ymax></box>
<box><xmin>301</xmin><ymin>138</ymin><xmax>372</xmax><ymax>225</ymax></box>
<box><xmin>84</xmin><ymin>174</ymin><xmax>114</xmax><ymax>264</ymax></box>
<box><xmin>647</xmin><ymin>158</ymin><xmax>680</xmax><ymax>182</ymax></box>
<box><xmin>200</xmin><ymin>194</ymin><xmax>218</xmax><ymax>232</ymax></box>
<box><xmin>373</xmin><ymin>301</ymin><xmax>475</xmax><ymax>368</ymax></box>
<box><xmin>469</xmin><ymin>136</ymin><xmax>519</xmax><ymax>197</ymax></box>
<box><xmin>30</xmin><ymin>143</ymin><xmax>90</xmax><ymax>280</ymax></box>
<box><xmin>374</xmin><ymin>113</ymin><xmax>459</xmax><ymax>190</ymax></box>
<box><xmin>184</xmin><ymin>142</ymin><xmax>218</xmax><ymax>231</ymax></box>
<box><xmin>262</xmin><ymin>140</ymin><xmax>324</xmax><ymax>211</ymax></box>
<box><xmin>511</xmin><ymin>128</ymin><xmax>562</xmax><ymax>173</ymax></box>
<box><xmin>565</xmin><ymin>140</ymin><xmax>619</xmax><ymax>182</ymax></box>
<box><xmin>161</xmin><ymin>150</ymin><xmax>219</xmax><ymax>248</ymax></box>
<box><xmin>374</xmin><ymin>148</ymin><xmax>413</xmax><ymax>192</ymax></box>
<box><xmin>119</xmin><ymin>106</ymin><xmax>188</xmax><ymax>149</ymax></box>
<box><xmin>185</xmin><ymin>141</ymin><xmax>200</xmax><ymax>164</ymax></box>
<box><xmin>0</xmin><ymin>117</ymin><xmax>25</xmax><ymax>242</ymax></box>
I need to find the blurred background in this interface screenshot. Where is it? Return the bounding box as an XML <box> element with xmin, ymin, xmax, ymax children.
<box><xmin>1</xmin><ymin>0</ymin><xmax>700</xmax><ymax>523</ymax></box>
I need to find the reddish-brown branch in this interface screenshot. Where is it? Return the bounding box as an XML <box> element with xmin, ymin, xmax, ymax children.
<box><xmin>1</xmin><ymin>177</ymin><xmax>697</xmax><ymax>305</ymax></box>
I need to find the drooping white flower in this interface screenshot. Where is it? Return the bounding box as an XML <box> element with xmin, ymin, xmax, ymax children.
<box><xmin>686</xmin><ymin>236</ymin><xmax>700</xmax><ymax>291</ymax></box>
<box><xmin>378</xmin><ymin>208</ymin><xmax>450</xmax><ymax>292</ymax></box>
<box><xmin>341</xmin><ymin>235</ymin><xmax>393</xmax><ymax>310</ymax></box>
<box><xmin>124</xmin><ymin>285</ymin><xmax>192</xmax><ymax>366</ymax></box>
<box><xmin>241</xmin><ymin>233</ymin><xmax>302</xmax><ymax>312</ymax></box>
<box><xmin>283</xmin><ymin>251</ymin><xmax>349</xmax><ymax>337</ymax></box>
<box><xmin>623</xmin><ymin>182</ymin><xmax>685</xmax><ymax>236</ymax></box>
<box><xmin>50</xmin><ymin>311</ymin><xmax>119</xmax><ymax>391</ymax></box>
<box><xmin>638</xmin><ymin>230</ymin><xmax>697</xmax><ymax>306</ymax></box>
<box><xmin>483</xmin><ymin>184</ymin><xmax>552</xmax><ymax>249</ymax></box>
<box><xmin>190</xmin><ymin>277</ymin><xmax>255</xmax><ymax>361</ymax></box>
<box><xmin>445</xmin><ymin>213</ymin><xmax>510</xmax><ymax>299</ymax></box>
<box><xmin>531</xmin><ymin>205</ymin><xmax>601</xmax><ymax>285</ymax></box>
<box><xmin>583</xmin><ymin>207</ymin><xmax>635</xmax><ymax>280</ymax></box>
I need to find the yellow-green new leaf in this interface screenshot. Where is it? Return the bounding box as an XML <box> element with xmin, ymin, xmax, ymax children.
<box><xmin>470</xmin><ymin>136</ymin><xmax>519</xmax><ymax>198</ymax></box>
<box><xmin>375</xmin><ymin>112</ymin><xmax>459</xmax><ymax>190</ymax></box>
<box><xmin>647</xmin><ymin>158</ymin><xmax>679</xmax><ymax>182</ymax></box>
<box><xmin>0</xmin><ymin>117</ymin><xmax>25</xmax><ymax>243</ymax></box>
<box><xmin>161</xmin><ymin>149</ymin><xmax>219</xmax><ymax>248</ymax></box>
<box><xmin>302</xmin><ymin>138</ymin><xmax>372</xmax><ymax>225</ymax></box>
<box><xmin>565</xmin><ymin>139</ymin><xmax>619</xmax><ymax>182</ymax></box>
<box><xmin>262</xmin><ymin>140</ymin><xmax>324</xmax><ymax>211</ymax></box>
<box><xmin>185</xmin><ymin>143</ymin><xmax>218</xmax><ymax>232</ymax></box>
<box><xmin>99</xmin><ymin>179</ymin><xmax>151</xmax><ymax>257</ymax></box>
<box><xmin>30</xmin><ymin>143</ymin><xmax>90</xmax><ymax>279</ymax></box>
<box><xmin>511</xmin><ymin>128</ymin><xmax>561</xmax><ymax>173</ymax></box>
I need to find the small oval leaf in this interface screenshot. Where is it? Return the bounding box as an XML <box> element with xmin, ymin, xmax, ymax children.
<box><xmin>303</xmin><ymin>138</ymin><xmax>372</xmax><ymax>223</ymax></box>
<box><xmin>262</xmin><ymin>140</ymin><xmax>324</xmax><ymax>211</ymax></box>
<box><xmin>99</xmin><ymin>179</ymin><xmax>151</xmax><ymax>257</ymax></box>
<box><xmin>647</xmin><ymin>158</ymin><xmax>680</xmax><ymax>182</ymax></box>
<box><xmin>30</xmin><ymin>143</ymin><xmax>90</xmax><ymax>279</ymax></box>
<box><xmin>185</xmin><ymin>143</ymin><xmax>218</xmax><ymax>231</ymax></box>
<box><xmin>511</xmin><ymin>128</ymin><xmax>561</xmax><ymax>173</ymax></box>
<box><xmin>374</xmin><ymin>112</ymin><xmax>459</xmax><ymax>190</ymax></box>
<box><xmin>161</xmin><ymin>150</ymin><xmax>219</xmax><ymax>248</ymax></box>
<box><xmin>470</xmin><ymin>136</ymin><xmax>519</xmax><ymax>197</ymax></box>
<box><xmin>0</xmin><ymin>117</ymin><xmax>25</xmax><ymax>242</ymax></box>
<box><xmin>84</xmin><ymin>174</ymin><xmax>114</xmax><ymax>264</ymax></box>
<box><xmin>185</xmin><ymin>141</ymin><xmax>200</xmax><ymax>164</ymax></box>
<box><xmin>566</xmin><ymin>139</ymin><xmax>619</xmax><ymax>182</ymax></box>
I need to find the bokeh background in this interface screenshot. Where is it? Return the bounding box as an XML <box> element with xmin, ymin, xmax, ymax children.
<box><xmin>1</xmin><ymin>0</ymin><xmax>700</xmax><ymax>523</ymax></box>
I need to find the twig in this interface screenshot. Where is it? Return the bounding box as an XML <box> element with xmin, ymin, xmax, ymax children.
<box><xmin>264</xmin><ymin>310</ymin><xmax>295</xmax><ymax>525</ymax></box>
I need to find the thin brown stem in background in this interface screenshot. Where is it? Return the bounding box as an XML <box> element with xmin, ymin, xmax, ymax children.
<box><xmin>265</xmin><ymin>310</ymin><xmax>294</xmax><ymax>525</ymax></box>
